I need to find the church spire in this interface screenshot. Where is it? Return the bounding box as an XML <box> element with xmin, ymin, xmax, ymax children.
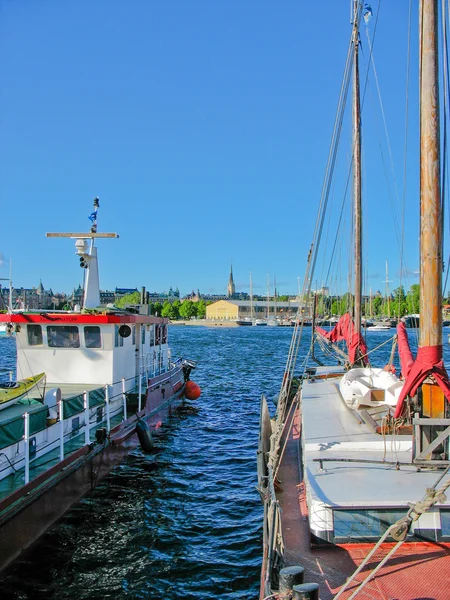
<box><xmin>227</xmin><ymin>264</ymin><xmax>235</xmax><ymax>298</ymax></box>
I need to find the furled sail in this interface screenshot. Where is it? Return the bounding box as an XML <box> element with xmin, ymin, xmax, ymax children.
<box><xmin>316</xmin><ymin>312</ymin><xmax>368</xmax><ymax>365</ymax></box>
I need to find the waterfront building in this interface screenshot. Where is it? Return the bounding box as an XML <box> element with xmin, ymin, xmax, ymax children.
<box><xmin>206</xmin><ymin>299</ymin><xmax>300</xmax><ymax>321</ymax></box>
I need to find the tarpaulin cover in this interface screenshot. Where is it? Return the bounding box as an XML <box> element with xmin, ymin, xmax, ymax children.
<box><xmin>394</xmin><ymin>343</ymin><xmax>450</xmax><ymax>418</ymax></box>
<box><xmin>316</xmin><ymin>313</ymin><xmax>368</xmax><ymax>365</ymax></box>
<box><xmin>0</xmin><ymin>401</ymin><xmax>48</xmax><ymax>450</ymax></box>
<box><xmin>63</xmin><ymin>387</ymin><xmax>106</xmax><ymax>419</ymax></box>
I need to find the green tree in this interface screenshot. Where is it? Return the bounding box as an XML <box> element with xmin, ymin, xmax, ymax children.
<box><xmin>391</xmin><ymin>286</ymin><xmax>407</xmax><ymax>317</ymax></box>
<box><xmin>407</xmin><ymin>284</ymin><xmax>420</xmax><ymax>314</ymax></box>
<box><xmin>179</xmin><ymin>300</ymin><xmax>197</xmax><ymax>320</ymax></box>
<box><xmin>161</xmin><ymin>300</ymin><xmax>180</xmax><ymax>320</ymax></box>
<box><xmin>153</xmin><ymin>302</ymin><xmax>163</xmax><ymax>317</ymax></box>
<box><xmin>372</xmin><ymin>296</ymin><xmax>383</xmax><ymax>316</ymax></box>
<box><xmin>196</xmin><ymin>299</ymin><xmax>207</xmax><ymax>319</ymax></box>
<box><xmin>115</xmin><ymin>291</ymin><xmax>140</xmax><ymax>308</ymax></box>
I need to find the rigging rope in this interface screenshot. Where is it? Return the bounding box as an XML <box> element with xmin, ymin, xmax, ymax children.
<box><xmin>334</xmin><ymin>467</ymin><xmax>450</xmax><ymax>599</ymax></box>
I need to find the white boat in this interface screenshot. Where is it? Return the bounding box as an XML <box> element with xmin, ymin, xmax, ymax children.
<box><xmin>259</xmin><ymin>3</ymin><xmax>450</xmax><ymax>599</ymax></box>
<box><xmin>0</xmin><ymin>198</ymin><xmax>200</xmax><ymax>573</ymax></box>
<box><xmin>254</xmin><ymin>318</ymin><xmax>267</xmax><ymax>326</ymax></box>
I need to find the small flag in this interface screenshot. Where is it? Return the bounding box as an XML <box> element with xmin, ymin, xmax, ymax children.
<box><xmin>88</xmin><ymin>211</ymin><xmax>97</xmax><ymax>223</ymax></box>
<box><xmin>363</xmin><ymin>4</ymin><xmax>372</xmax><ymax>24</ymax></box>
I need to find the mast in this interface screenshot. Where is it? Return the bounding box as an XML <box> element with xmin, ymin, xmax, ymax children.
<box><xmin>420</xmin><ymin>0</ymin><xmax>442</xmax><ymax>348</ymax></box>
<box><xmin>46</xmin><ymin>198</ymin><xmax>119</xmax><ymax>310</ymax></box>
<box><xmin>352</xmin><ymin>0</ymin><xmax>363</xmax><ymax>339</ymax></box>
<box><xmin>385</xmin><ymin>260</ymin><xmax>391</xmax><ymax>318</ymax></box>
<box><xmin>250</xmin><ymin>272</ymin><xmax>254</xmax><ymax>320</ymax></box>
<box><xmin>274</xmin><ymin>275</ymin><xmax>277</xmax><ymax>320</ymax></box>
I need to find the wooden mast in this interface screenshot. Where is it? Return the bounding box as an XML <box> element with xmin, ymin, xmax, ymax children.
<box><xmin>420</xmin><ymin>0</ymin><xmax>442</xmax><ymax>350</ymax></box>
<box><xmin>352</xmin><ymin>0</ymin><xmax>363</xmax><ymax>353</ymax></box>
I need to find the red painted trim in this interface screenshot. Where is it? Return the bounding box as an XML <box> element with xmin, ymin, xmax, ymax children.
<box><xmin>0</xmin><ymin>313</ymin><xmax>167</xmax><ymax>325</ymax></box>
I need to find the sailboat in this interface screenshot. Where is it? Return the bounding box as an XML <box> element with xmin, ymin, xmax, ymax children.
<box><xmin>258</xmin><ymin>2</ymin><xmax>450</xmax><ymax>598</ymax></box>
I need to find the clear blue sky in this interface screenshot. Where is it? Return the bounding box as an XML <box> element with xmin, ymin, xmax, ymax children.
<box><xmin>0</xmin><ymin>1</ymin><xmax>424</xmax><ymax>298</ymax></box>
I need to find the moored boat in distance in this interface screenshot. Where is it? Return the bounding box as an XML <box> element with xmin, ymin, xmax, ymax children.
<box><xmin>0</xmin><ymin>198</ymin><xmax>200</xmax><ymax>574</ymax></box>
<box><xmin>258</xmin><ymin>3</ymin><xmax>450</xmax><ymax>599</ymax></box>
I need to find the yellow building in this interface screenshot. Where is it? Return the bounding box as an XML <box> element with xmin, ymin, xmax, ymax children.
<box><xmin>206</xmin><ymin>300</ymin><xmax>239</xmax><ymax>320</ymax></box>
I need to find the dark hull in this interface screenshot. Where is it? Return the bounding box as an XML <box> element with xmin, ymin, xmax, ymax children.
<box><xmin>0</xmin><ymin>368</ymin><xmax>186</xmax><ymax>574</ymax></box>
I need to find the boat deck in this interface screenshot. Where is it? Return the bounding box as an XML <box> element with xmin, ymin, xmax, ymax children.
<box><xmin>0</xmin><ymin>412</ymin><xmax>123</xmax><ymax>503</ymax></box>
<box><xmin>301</xmin><ymin>374</ymin><xmax>440</xmax><ymax>509</ymax></box>
<box><xmin>272</xmin><ymin>368</ymin><xmax>450</xmax><ymax>599</ymax></box>
<box><xmin>277</xmin><ymin>404</ymin><xmax>450</xmax><ymax>599</ymax></box>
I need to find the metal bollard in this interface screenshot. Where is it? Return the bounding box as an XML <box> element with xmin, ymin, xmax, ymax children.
<box><xmin>279</xmin><ymin>566</ymin><xmax>305</xmax><ymax>597</ymax></box>
<box><xmin>292</xmin><ymin>582</ymin><xmax>320</xmax><ymax>600</ymax></box>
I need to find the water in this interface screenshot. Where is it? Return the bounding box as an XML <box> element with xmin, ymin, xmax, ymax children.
<box><xmin>0</xmin><ymin>326</ymin><xmax>294</xmax><ymax>600</ymax></box>
<box><xmin>0</xmin><ymin>326</ymin><xmax>449</xmax><ymax>599</ymax></box>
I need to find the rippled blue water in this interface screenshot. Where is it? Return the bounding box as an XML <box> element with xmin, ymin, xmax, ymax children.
<box><xmin>0</xmin><ymin>326</ymin><xmax>449</xmax><ymax>599</ymax></box>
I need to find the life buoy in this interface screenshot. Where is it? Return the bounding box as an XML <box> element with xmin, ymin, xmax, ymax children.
<box><xmin>136</xmin><ymin>417</ymin><xmax>154</xmax><ymax>452</ymax></box>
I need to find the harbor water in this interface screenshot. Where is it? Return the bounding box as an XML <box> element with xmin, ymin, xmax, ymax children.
<box><xmin>0</xmin><ymin>325</ymin><xmax>447</xmax><ymax>599</ymax></box>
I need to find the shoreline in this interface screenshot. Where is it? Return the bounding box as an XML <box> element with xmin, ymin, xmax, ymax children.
<box><xmin>169</xmin><ymin>319</ymin><xmax>240</xmax><ymax>327</ymax></box>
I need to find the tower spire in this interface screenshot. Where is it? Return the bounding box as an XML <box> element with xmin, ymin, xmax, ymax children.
<box><xmin>227</xmin><ymin>264</ymin><xmax>235</xmax><ymax>298</ymax></box>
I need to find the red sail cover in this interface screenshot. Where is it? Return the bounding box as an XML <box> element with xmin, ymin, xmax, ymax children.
<box><xmin>397</xmin><ymin>322</ymin><xmax>415</xmax><ymax>379</ymax></box>
<box><xmin>316</xmin><ymin>313</ymin><xmax>368</xmax><ymax>365</ymax></box>
<box><xmin>394</xmin><ymin>334</ymin><xmax>450</xmax><ymax>418</ymax></box>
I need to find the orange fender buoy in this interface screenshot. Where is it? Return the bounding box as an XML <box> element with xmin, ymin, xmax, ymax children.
<box><xmin>184</xmin><ymin>380</ymin><xmax>201</xmax><ymax>400</ymax></box>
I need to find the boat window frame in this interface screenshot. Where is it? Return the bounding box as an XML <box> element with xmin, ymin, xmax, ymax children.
<box><xmin>84</xmin><ymin>325</ymin><xmax>102</xmax><ymax>349</ymax></box>
<box><xmin>149</xmin><ymin>324</ymin><xmax>155</xmax><ymax>347</ymax></box>
<box><xmin>27</xmin><ymin>324</ymin><xmax>43</xmax><ymax>346</ymax></box>
<box><xmin>47</xmin><ymin>325</ymin><xmax>80</xmax><ymax>349</ymax></box>
<box><xmin>332</xmin><ymin>508</ymin><xmax>414</xmax><ymax>542</ymax></box>
<box><xmin>114</xmin><ymin>325</ymin><xmax>124</xmax><ymax>347</ymax></box>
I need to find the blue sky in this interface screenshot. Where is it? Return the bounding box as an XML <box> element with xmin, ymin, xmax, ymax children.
<box><xmin>0</xmin><ymin>1</ymin><xmax>425</xmax><ymax>298</ymax></box>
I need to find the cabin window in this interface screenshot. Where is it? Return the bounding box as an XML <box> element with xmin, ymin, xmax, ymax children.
<box><xmin>47</xmin><ymin>326</ymin><xmax>80</xmax><ymax>348</ymax></box>
<box><xmin>441</xmin><ymin>511</ymin><xmax>450</xmax><ymax>537</ymax></box>
<box><xmin>333</xmin><ymin>509</ymin><xmax>409</xmax><ymax>541</ymax></box>
<box><xmin>149</xmin><ymin>324</ymin><xmax>155</xmax><ymax>346</ymax></box>
<box><xmin>155</xmin><ymin>324</ymin><xmax>161</xmax><ymax>345</ymax></box>
<box><xmin>27</xmin><ymin>324</ymin><xmax>43</xmax><ymax>346</ymax></box>
<box><xmin>161</xmin><ymin>325</ymin><xmax>168</xmax><ymax>344</ymax></box>
<box><xmin>114</xmin><ymin>325</ymin><xmax>124</xmax><ymax>347</ymax></box>
<box><xmin>141</xmin><ymin>326</ymin><xmax>145</xmax><ymax>344</ymax></box>
<box><xmin>132</xmin><ymin>325</ymin><xmax>136</xmax><ymax>345</ymax></box>
<box><xmin>84</xmin><ymin>326</ymin><xmax>101</xmax><ymax>349</ymax></box>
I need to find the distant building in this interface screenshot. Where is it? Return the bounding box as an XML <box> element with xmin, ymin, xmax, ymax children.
<box><xmin>227</xmin><ymin>265</ymin><xmax>236</xmax><ymax>298</ymax></box>
<box><xmin>206</xmin><ymin>299</ymin><xmax>300</xmax><ymax>320</ymax></box>
<box><xmin>0</xmin><ymin>280</ymin><xmax>57</xmax><ymax>310</ymax></box>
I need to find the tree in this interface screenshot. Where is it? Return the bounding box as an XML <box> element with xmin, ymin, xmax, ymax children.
<box><xmin>115</xmin><ymin>291</ymin><xmax>140</xmax><ymax>308</ymax></box>
<box><xmin>161</xmin><ymin>301</ymin><xmax>180</xmax><ymax>320</ymax></box>
<box><xmin>179</xmin><ymin>300</ymin><xmax>197</xmax><ymax>320</ymax></box>
<box><xmin>391</xmin><ymin>286</ymin><xmax>407</xmax><ymax>317</ymax></box>
<box><xmin>153</xmin><ymin>302</ymin><xmax>163</xmax><ymax>317</ymax></box>
<box><xmin>196</xmin><ymin>299</ymin><xmax>207</xmax><ymax>319</ymax></box>
<box><xmin>372</xmin><ymin>296</ymin><xmax>383</xmax><ymax>316</ymax></box>
<box><xmin>407</xmin><ymin>284</ymin><xmax>420</xmax><ymax>314</ymax></box>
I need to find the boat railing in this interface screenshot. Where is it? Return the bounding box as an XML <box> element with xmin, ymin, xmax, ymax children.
<box><xmin>0</xmin><ymin>359</ymin><xmax>186</xmax><ymax>489</ymax></box>
<box><xmin>0</xmin><ymin>374</ymin><xmax>140</xmax><ymax>488</ymax></box>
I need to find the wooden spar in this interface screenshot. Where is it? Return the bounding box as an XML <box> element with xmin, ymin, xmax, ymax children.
<box><xmin>352</xmin><ymin>1</ymin><xmax>363</xmax><ymax>341</ymax></box>
<box><xmin>419</xmin><ymin>0</ymin><xmax>442</xmax><ymax>348</ymax></box>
